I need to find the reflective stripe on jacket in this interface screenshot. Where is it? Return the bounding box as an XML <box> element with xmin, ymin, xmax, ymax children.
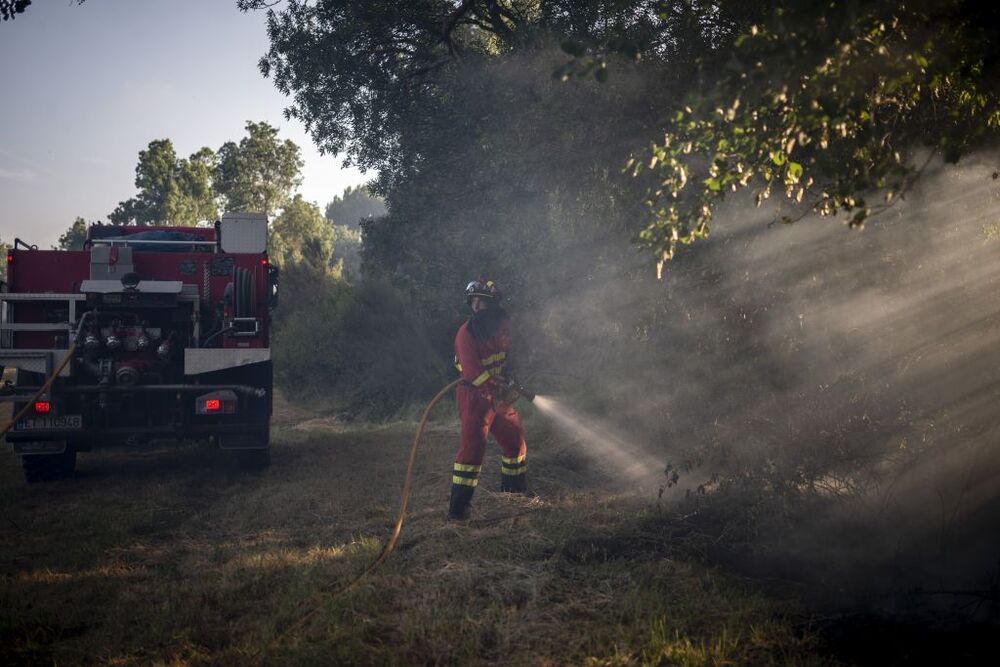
<box><xmin>454</xmin><ymin>318</ymin><xmax>512</xmax><ymax>388</ymax></box>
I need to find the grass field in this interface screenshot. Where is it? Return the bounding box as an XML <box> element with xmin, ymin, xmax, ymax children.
<box><xmin>0</xmin><ymin>398</ymin><xmax>831</xmax><ymax>665</ymax></box>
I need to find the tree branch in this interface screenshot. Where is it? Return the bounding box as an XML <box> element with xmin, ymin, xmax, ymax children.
<box><xmin>440</xmin><ymin>0</ymin><xmax>477</xmax><ymax>55</ymax></box>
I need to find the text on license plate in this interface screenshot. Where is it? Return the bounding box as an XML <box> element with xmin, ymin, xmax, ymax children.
<box><xmin>15</xmin><ymin>415</ymin><xmax>83</xmax><ymax>431</ymax></box>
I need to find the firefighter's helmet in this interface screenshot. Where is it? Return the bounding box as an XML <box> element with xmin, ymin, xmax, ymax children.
<box><xmin>465</xmin><ymin>279</ymin><xmax>502</xmax><ymax>305</ymax></box>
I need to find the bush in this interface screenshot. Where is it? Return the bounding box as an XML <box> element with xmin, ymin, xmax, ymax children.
<box><xmin>272</xmin><ymin>266</ymin><xmax>449</xmax><ymax>418</ymax></box>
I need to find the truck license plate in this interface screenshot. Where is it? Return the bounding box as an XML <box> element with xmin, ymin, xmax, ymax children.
<box><xmin>15</xmin><ymin>415</ymin><xmax>83</xmax><ymax>431</ymax></box>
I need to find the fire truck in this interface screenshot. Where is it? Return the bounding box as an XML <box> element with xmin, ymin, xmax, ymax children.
<box><xmin>1</xmin><ymin>213</ymin><xmax>277</xmax><ymax>482</ymax></box>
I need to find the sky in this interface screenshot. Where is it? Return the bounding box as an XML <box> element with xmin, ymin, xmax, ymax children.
<box><xmin>0</xmin><ymin>0</ymin><xmax>367</xmax><ymax>248</ymax></box>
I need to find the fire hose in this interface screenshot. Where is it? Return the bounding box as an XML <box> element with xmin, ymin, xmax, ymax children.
<box><xmin>4</xmin><ymin>334</ymin><xmax>533</xmax><ymax>652</ymax></box>
<box><xmin>264</xmin><ymin>376</ymin><xmax>535</xmax><ymax>653</ymax></box>
<box><xmin>258</xmin><ymin>377</ymin><xmax>462</xmax><ymax>651</ymax></box>
<box><xmin>336</xmin><ymin>375</ymin><xmax>534</xmax><ymax>588</ymax></box>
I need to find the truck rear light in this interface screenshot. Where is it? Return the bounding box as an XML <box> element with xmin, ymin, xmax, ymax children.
<box><xmin>5</xmin><ymin>252</ymin><xmax>11</xmax><ymax>265</ymax></box>
<box><xmin>34</xmin><ymin>401</ymin><xmax>51</xmax><ymax>413</ymax></box>
<box><xmin>195</xmin><ymin>390</ymin><xmax>237</xmax><ymax>415</ymax></box>
<box><xmin>260</xmin><ymin>257</ymin><xmax>269</xmax><ymax>266</ymax></box>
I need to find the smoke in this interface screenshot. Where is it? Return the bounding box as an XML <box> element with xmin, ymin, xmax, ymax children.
<box><xmin>368</xmin><ymin>40</ymin><xmax>1000</xmax><ymax>600</ymax></box>
<box><xmin>521</xmin><ymin>151</ymin><xmax>1000</xmax><ymax>599</ymax></box>
<box><xmin>531</xmin><ymin>394</ymin><xmax>664</xmax><ymax>486</ymax></box>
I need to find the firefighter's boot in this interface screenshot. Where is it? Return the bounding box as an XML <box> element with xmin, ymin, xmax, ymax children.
<box><xmin>500</xmin><ymin>453</ymin><xmax>527</xmax><ymax>493</ymax></box>
<box><xmin>448</xmin><ymin>484</ymin><xmax>474</xmax><ymax>520</ymax></box>
<box><xmin>500</xmin><ymin>472</ymin><xmax>528</xmax><ymax>493</ymax></box>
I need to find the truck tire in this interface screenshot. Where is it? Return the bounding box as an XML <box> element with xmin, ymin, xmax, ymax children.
<box><xmin>22</xmin><ymin>449</ymin><xmax>77</xmax><ymax>483</ymax></box>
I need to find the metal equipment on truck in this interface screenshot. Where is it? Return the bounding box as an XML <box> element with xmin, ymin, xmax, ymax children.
<box><xmin>1</xmin><ymin>213</ymin><xmax>278</xmax><ymax>482</ymax></box>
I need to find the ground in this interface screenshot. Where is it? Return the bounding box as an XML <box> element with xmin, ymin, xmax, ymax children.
<box><xmin>1</xmin><ymin>395</ymin><xmax>828</xmax><ymax>665</ymax></box>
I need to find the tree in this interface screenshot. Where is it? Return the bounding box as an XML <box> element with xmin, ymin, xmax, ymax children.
<box><xmin>0</xmin><ymin>235</ymin><xmax>9</xmax><ymax>282</ymax></box>
<box><xmin>55</xmin><ymin>217</ymin><xmax>88</xmax><ymax>250</ymax></box>
<box><xmin>269</xmin><ymin>194</ymin><xmax>335</xmax><ymax>273</ymax></box>
<box><xmin>109</xmin><ymin>140</ymin><xmax>218</xmax><ymax>226</ymax></box>
<box><xmin>624</xmin><ymin>0</ymin><xmax>1000</xmax><ymax>274</ymax></box>
<box><xmin>243</xmin><ymin>0</ymin><xmax>757</xmax><ymax>193</ymax></box>
<box><xmin>331</xmin><ymin>222</ymin><xmax>362</xmax><ymax>278</ymax></box>
<box><xmin>325</xmin><ymin>185</ymin><xmax>386</xmax><ymax>228</ymax></box>
<box><xmin>1</xmin><ymin>0</ymin><xmax>88</xmax><ymax>21</ymax></box>
<box><xmin>0</xmin><ymin>0</ymin><xmax>30</xmax><ymax>21</ymax></box>
<box><xmin>214</xmin><ymin>121</ymin><xmax>303</xmax><ymax>217</ymax></box>
<box><xmin>325</xmin><ymin>184</ymin><xmax>384</xmax><ymax>278</ymax></box>
<box><xmin>244</xmin><ymin>0</ymin><xmax>547</xmax><ymax>189</ymax></box>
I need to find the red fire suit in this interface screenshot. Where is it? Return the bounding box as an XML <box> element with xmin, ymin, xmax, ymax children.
<box><xmin>452</xmin><ymin>317</ymin><xmax>527</xmax><ymax>493</ymax></box>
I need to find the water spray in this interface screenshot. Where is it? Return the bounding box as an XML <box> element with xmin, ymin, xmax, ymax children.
<box><xmin>531</xmin><ymin>394</ymin><xmax>665</xmax><ymax>484</ymax></box>
<box><xmin>499</xmin><ymin>378</ymin><xmax>662</xmax><ymax>483</ymax></box>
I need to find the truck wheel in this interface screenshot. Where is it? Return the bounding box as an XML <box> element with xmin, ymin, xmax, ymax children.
<box><xmin>22</xmin><ymin>449</ymin><xmax>77</xmax><ymax>483</ymax></box>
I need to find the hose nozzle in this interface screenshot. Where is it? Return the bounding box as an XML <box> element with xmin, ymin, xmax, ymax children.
<box><xmin>499</xmin><ymin>378</ymin><xmax>535</xmax><ymax>405</ymax></box>
<box><xmin>514</xmin><ymin>381</ymin><xmax>535</xmax><ymax>403</ymax></box>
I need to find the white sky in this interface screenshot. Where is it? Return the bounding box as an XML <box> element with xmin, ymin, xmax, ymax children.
<box><xmin>0</xmin><ymin>0</ymin><xmax>367</xmax><ymax>248</ymax></box>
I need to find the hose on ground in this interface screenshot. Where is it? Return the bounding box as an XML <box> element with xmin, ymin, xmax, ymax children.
<box><xmin>260</xmin><ymin>378</ymin><xmax>462</xmax><ymax>656</ymax></box>
<box><xmin>351</xmin><ymin>377</ymin><xmax>462</xmax><ymax>583</ymax></box>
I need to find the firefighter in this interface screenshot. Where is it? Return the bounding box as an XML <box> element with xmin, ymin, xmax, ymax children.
<box><xmin>449</xmin><ymin>278</ymin><xmax>528</xmax><ymax>520</ymax></box>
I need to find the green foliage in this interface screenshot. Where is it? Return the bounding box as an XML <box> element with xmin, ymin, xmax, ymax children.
<box><xmin>54</xmin><ymin>217</ymin><xmax>88</xmax><ymax>250</ymax></box>
<box><xmin>109</xmin><ymin>121</ymin><xmax>303</xmax><ymax>228</ymax></box>
<box><xmin>108</xmin><ymin>140</ymin><xmax>218</xmax><ymax>226</ymax></box>
<box><xmin>0</xmin><ymin>0</ymin><xmax>30</xmax><ymax>21</ymax></box>
<box><xmin>324</xmin><ymin>185</ymin><xmax>385</xmax><ymax>229</ymax></box>
<box><xmin>631</xmin><ymin>0</ymin><xmax>1000</xmax><ymax>273</ymax></box>
<box><xmin>214</xmin><ymin>121</ymin><xmax>304</xmax><ymax>217</ymax></box>
<box><xmin>1</xmin><ymin>0</ymin><xmax>87</xmax><ymax>21</ymax></box>
<box><xmin>247</xmin><ymin>0</ymin><xmax>755</xmax><ymax>412</ymax></box>
<box><xmin>247</xmin><ymin>0</ymin><xmax>533</xmax><ymax>177</ymax></box>
<box><xmin>330</xmin><ymin>222</ymin><xmax>362</xmax><ymax>278</ymax></box>
<box><xmin>324</xmin><ymin>185</ymin><xmax>384</xmax><ymax>278</ymax></box>
<box><xmin>269</xmin><ymin>194</ymin><xmax>335</xmax><ymax>273</ymax></box>
<box><xmin>0</xmin><ymin>235</ymin><xmax>8</xmax><ymax>282</ymax></box>
<box><xmin>272</xmin><ymin>268</ymin><xmax>447</xmax><ymax>416</ymax></box>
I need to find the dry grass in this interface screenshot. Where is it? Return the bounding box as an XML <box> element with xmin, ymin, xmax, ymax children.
<box><xmin>1</xmin><ymin>407</ymin><xmax>826</xmax><ymax>665</ymax></box>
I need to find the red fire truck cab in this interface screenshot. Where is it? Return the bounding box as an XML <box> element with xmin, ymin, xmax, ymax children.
<box><xmin>1</xmin><ymin>213</ymin><xmax>277</xmax><ymax>482</ymax></box>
